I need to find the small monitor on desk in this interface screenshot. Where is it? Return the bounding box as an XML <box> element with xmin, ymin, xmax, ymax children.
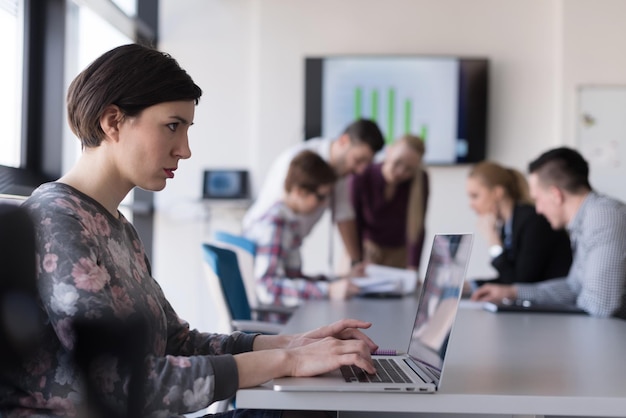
<box><xmin>202</xmin><ymin>170</ymin><xmax>249</xmax><ymax>200</ymax></box>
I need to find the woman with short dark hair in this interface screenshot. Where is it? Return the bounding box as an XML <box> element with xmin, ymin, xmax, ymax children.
<box><xmin>1</xmin><ymin>44</ymin><xmax>377</xmax><ymax>418</ymax></box>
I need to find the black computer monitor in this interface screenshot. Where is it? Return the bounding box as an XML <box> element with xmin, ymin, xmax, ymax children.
<box><xmin>202</xmin><ymin>169</ymin><xmax>250</xmax><ymax>200</ymax></box>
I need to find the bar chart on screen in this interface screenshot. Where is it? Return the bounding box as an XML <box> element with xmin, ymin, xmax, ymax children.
<box><xmin>321</xmin><ymin>56</ymin><xmax>459</xmax><ymax>163</ymax></box>
<box><xmin>305</xmin><ymin>55</ymin><xmax>488</xmax><ymax>164</ymax></box>
<box><xmin>353</xmin><ymin>86</ymin><xmax>430</xmax><ymax>145</ymax></box>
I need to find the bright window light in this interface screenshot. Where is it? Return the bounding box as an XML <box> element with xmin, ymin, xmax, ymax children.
<box><xmin>0</xmin><ymin>0</ymin><xmax>23</xmax><ymax>168</ymax></box>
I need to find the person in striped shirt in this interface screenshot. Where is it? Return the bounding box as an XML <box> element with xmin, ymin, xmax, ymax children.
<box><xmin>472</xmin><ymin>147</ymin><xmax>626</xmax><ymax>318</ymax></box>
<box><xmin>244</xmin><ymin>150</ymin><xmax>362</xmax><ymax>310</ymax></box>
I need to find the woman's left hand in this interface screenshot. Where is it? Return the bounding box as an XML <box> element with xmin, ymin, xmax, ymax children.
<box><xmin>287</xmin><ymin>319</ymin><xmax>379</xmax><ymax>353</ymax></box>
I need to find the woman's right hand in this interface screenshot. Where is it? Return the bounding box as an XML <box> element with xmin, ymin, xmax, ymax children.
<box><xmin>285</xmin><ymin>336</ymin><xmax>376</xmax><ymax>377</ymax></box>
<box><xmin>237</xmin><ymin>319</ymin><xmax>377</xmax><ymax>388</ymax></box>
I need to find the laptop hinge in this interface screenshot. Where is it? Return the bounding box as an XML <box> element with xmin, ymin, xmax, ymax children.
<box><xmin>404</xmin><ymin>358</ymin><xmax>436</xmax><ymax>384</ymax></box>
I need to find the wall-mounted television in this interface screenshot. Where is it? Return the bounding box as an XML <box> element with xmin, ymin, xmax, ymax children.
<box><xmin>305</xmin><ymin>55</ymin><xmax>489</xmax><ymax>165</ymax></box>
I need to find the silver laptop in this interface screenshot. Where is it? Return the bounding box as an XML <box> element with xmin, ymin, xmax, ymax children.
<box><xmin>273</xmin><ymin>233</ymin><xmax>473</xmax><ymax>393</ymax></box>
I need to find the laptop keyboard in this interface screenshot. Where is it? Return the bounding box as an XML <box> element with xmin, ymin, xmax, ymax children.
<box><xmin>340</xmin><ymin>358</ymin><xmax>412</xmax><ymax>383</ymax></box>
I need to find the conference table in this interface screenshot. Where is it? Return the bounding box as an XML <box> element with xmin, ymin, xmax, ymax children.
<box><xmin>236</xmin><ymin>297</ymin><xmax>626</xmax><ymax>417</ymax></box>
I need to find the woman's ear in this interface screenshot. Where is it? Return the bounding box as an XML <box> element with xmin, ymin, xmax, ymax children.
<box><xmin>99</xmin><ymin>105</ymin><xmax>123</xmax><ymax>142</ymax></box>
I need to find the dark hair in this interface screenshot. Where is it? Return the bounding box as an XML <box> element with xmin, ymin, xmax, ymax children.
<box><xmin>528</xmin><ymin>147</ymin><xmax>591</xmax><ymax>193</ymax></box>
<box><xmin>342</xmin><ymin>119</ymin><xmax>385</xmax><ymax>153</ymax></box>
<box><xmin>284</xmin><ymin>150</ymin><xmax>338</xmax><ymax>192</ymax></box>
<box><xmin>67</xmin><ymin>44</ymin><xmax>202</xmax><ymax>148</ymax></box>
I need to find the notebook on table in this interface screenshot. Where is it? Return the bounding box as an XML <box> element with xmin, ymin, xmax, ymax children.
<box><xmin>273</xmin><ymin>233</ymin><xmax>474</xmax><ymax>394</ymax></box>
<box><xmin>483</xmin><ymin>299</ymin><xmax>588</xmax><ymax>315</ymax></box>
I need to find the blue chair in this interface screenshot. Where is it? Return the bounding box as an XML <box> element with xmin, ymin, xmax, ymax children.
<box><xmin>211</xmin><ymin>231</ymin><xmax>296</xmax><ymax>321</ymax></box>
<box><xmin>212</xmin><ymin>231</ymin><xmax>258</xmax><ymax>310</ymax></box>
<box><xmin>213</xmin><ymin>230</ymin><xmax>256</xmax><ymax>256</ymax></box>
<box><xmin>201</xmin><ymin>243</ymin><xmax>283</xmax><ymax>334</ymax></box>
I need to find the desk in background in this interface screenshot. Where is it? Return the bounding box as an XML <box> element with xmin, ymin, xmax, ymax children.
<box><xmin>237</xmin><ymin>298</ymin><xmax>626</xmax><ymax>418</ymax></box>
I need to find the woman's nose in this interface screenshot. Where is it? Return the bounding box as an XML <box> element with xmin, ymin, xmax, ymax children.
<box><xmin>176</xmin><ymin>136</ymin><xmax>192</xmax><ymax>159</ymax></box>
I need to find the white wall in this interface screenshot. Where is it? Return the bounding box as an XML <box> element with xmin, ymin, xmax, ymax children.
<box><xmin>154</xmin><ymin>0</ymin><xmax>626</xmax><ymax>331</ymax></box>
<box><xmin>561</xmin><ymin>0</ymin><xmax>626</xmax><ymax>144</ymax></box>
<box><xmin>155</xmin><ymin>1</ymin><xmax>257</xmax><ymax>330</ymax></box>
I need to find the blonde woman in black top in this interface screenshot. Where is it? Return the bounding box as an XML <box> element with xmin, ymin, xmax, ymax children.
<box><xmin>466</xmin><ymin>161</ymin><xmax>572</xmax><ymax>286</ymax></box>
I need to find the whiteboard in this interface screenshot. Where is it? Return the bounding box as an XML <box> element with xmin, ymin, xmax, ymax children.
<box><xmin>577</xmin><ymin>85</ymin><xmax>626</xmax><ymax>203</ymax></box>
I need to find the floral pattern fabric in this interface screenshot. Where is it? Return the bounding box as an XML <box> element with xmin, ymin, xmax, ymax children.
<box><xmin>0</xmin><ymin>182</ymin><xmax>256</xmax><ymax>417</ymax></box>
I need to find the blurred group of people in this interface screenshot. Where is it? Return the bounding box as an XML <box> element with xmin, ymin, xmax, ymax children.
<box><xmin>242</xmin><ymin>120</ymin><xmax>430</xmax><ymax>304</ymax></box>
<box><xmin>243</xmin><ymin>119</ymin><xmax>622</xmax><ymax>316</ymax></box>
<box><xmin>242</xmin><ymin>119</ymin><xmax>626</xmax><ymax>320</ymax></box>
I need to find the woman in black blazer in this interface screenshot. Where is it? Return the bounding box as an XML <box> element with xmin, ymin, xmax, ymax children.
<box><xmin>466</xmin><ymin>161</ymin><xmax>572</xmax><ymax>285</ymax></box>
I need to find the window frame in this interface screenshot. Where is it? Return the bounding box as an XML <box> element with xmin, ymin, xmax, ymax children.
<box><xmin>1</xmin><ymin>0</ymin><xmax>158</xmax><ymax>258</ymax></box>
<box><xmin>0</xmin><ymin>0</ymin><xmax>158</xmax><ymax>194</ymax></box>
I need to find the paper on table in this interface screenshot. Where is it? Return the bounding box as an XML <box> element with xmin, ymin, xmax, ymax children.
<box><xmin>363</xmin><ymin>283</ymin><xmax>403</xmax><ymax>294</ymax></box>
<box><xmin>352</xmin><ymin>277</ymin><xmax>404</xmax><ymax>295</ymax></box>
<box><xmin>351</xmin><ymin>264</ymin><xmax>419</xmax><ymax>294</ymax></box>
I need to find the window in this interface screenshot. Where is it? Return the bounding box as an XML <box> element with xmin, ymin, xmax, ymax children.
<box><xmin>0</xmin><ymin>0</ymin><xmax>24</xmax><ymax>168</ymax></box>
<box><xmin>64</xmin><ymin>0</ymin><xmax>136</xmax><ymax>217</ymax></box>
<box><xmin>112</xmin><ymin>0</ymin><xmax>137</xmax><ymax>17</ymax></box>
<box><xmin>63</xmin><ymin>1</ymin><xmax>133</xmax><ymax>174</ymax></box>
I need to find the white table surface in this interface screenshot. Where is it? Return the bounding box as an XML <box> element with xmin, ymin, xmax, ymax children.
<box><xmin>236</xmin><ymin>298</ymin><xmax>626</xmax><ymax>417</ymax></box>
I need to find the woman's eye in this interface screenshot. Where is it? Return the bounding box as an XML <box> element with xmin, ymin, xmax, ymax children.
<box><xmin>167</xmin><ymin>122</ymin><xmax>179</xmax><ymax>132</ymax></box>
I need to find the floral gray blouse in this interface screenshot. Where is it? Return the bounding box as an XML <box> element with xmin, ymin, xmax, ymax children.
<box><xmin>0</xmin><ymin>182</ymin><xmax>256</xmax><ymax>417</ymax></box>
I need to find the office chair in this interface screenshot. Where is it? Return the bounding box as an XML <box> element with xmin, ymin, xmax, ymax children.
<box><xmin>211</xmin><ymin>231</ymin><xmax>258</xmax><ymax>310</ymax></box>
<box><xmin>0</xmin><ymin>193</ymin><xmax>28</xmax><ymax>206</ymax></box>
<box><xmin>0</xmin><ymin>203</ymin><xmax>42</xmax><ymax>366</ymax></box>
<box><xmin>213</xmin><ymin>230</ymin><xmax>256</xmax><ymax>256</ymax></box>
<box><xmin>201</xmin><ymin>243</ymin><xmax>283</xmax><ymax>334</ymax></box>
<box><xmin>210</xmin><ymin>232</ymin><xmax>296</xmax><ymax>322</ymax></box>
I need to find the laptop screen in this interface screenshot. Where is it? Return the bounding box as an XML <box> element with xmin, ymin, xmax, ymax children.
<box><xmin>407</xmin><ymin>234</ymin><xmax>473</xmax><ymax>378</ymax></box>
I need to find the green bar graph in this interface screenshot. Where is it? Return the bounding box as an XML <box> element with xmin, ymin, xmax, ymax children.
<box><xmin>354</xmin><ymin>87</ymin><xmax>362</xmax><ymax>120</ymax></box>
<box><xmin>387</xmin><ymin>88</ymin><xmax>395</xmax><ymax>144</ymax></box>
<box><xmin>371</xmin><ymin>90</ymin><xmax>379</xmax><ymax>122</ymax></box>
<box><xmin>404</xmin><ymin>99</ymin><xmax>411</xmax><ymax>135</ymax></box>
<box><xmin>351</xmin><ymin>86</ymin><xmax>429</xmax><ymax>144</ymax></box>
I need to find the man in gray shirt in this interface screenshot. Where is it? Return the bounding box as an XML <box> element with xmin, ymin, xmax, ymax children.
<box><xmin>472</xmin><ymin>147</ymin><xmax>626</xmax><ymax>318</ymax></box>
